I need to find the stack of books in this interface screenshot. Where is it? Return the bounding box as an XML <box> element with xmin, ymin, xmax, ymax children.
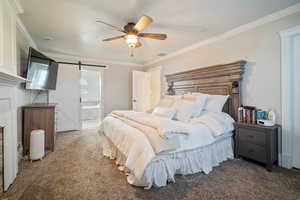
<box><xmin>238</xmin><ymin>106</ymin><xmax>257</xmax><ymax>124</ymax></box>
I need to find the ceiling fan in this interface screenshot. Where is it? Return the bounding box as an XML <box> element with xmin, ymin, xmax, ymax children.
<box><xmin>96</xmin><ymin>15</ymin><xmax>167</xmax><ymax>49</ymax></box>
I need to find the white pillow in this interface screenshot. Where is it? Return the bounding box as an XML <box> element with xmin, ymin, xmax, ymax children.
<box><xmin>157</xmin><ymin>98</ymin><xmax>174</xmax><ymax>108</ymax></box>
<box><xmin>152</xmin><ymin>107</ymin><xmax>177</xmax><ymax>119</ymax></box>
<box><xmin>157</xmin><ymin>95</ymin><xmax>182</xmax><ymax>108</ymax></box>
<box><xmin>190</xmin><ymin>111</ymin><xmax>234</xmax><ymax>137</ymax></box>
<box><xmin>164</xmin><ymin>95</ymin><xmax>182</xmax><ymax>101</ymax></box>
<box><xmin>205</xmin><ymin>94</ymin><xmax>229</xmax><ymax>113</ymax></box>
<box><xmin>193</xmin><ymin>93</ymin><xmax>229</xmax><ymax>113</ymax></box>
<box><xmin>183</xmin><ymin>94</ymin><xmax>208</xmax><ymax>118</ymax></box>
<box><xmin>172</xmin><ymin>99</ymin><xmax>196</xmax><ymax>122</ymax></box>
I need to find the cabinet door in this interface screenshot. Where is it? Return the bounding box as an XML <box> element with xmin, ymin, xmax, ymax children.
<box><xmin>29</xmin><ymin>108</ymin><xmax>54</xmax><ymax>150</ymax></box>
<box><xmin>44</xmin><ymin>108</ymin><xmax>55</xmax><ymax>150</ymax></box>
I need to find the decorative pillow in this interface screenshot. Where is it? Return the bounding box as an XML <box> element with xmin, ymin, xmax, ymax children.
<box><xmin>164</xmin><ymin>95</ymin><xmax>182</xmax><ymax>100</ymax></box>
<box><xmin>190</xmin><ymin>111</ymin><xmax>234</xmax><ymax>137</ymax></box>
<box><xmin>152</xmin><ymin>107</ymin><xmax>177</xmax><ymax>119</ymax></box>
<box><xmin>183</xmin><ymin>93</ymin><xmax>208</xmax><ymax>118</ymax></box>
<box><xmin>157</xmin><ymin>95</ymin><xmax>182</xmax><ymax>108</ymax></box>
<box><xmin>157</xmin><ymin>98</ymin><xmax>174</xmax><ymax>108</ymax></box>
<box><xmin>193</xmin><ymin>93</ymin><xmax>229</xmax><ymax>113</ymax></box>
<box><xmin>172</xmin><ymin>99</ymin><xmax>196</xmax><ymax>122</ymax></box>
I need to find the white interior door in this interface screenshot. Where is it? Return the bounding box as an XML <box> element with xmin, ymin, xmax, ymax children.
<box><xmin>292</xmin><ymin>34</ymin><xmax>300</xmax><ymax>169</ymax></box>
<box><xmin>149</xmin><ymin>68</ymin><xmax>161</xmax><ymax>109</ymax></box>
<box><xmin>49</xmin><ymin>64</ymin><xmax>81</xmax><ymax>132</ymax></box>
<box><xmin>132</xmin><ymin>71</ymin><xmax>151</xmax><ymax>112</ymax></box>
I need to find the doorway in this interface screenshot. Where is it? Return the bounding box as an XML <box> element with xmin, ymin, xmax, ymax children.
<box><xmin>280</xmin><ymin>25</ymin><xmax>300</xmax><ymax>169</ymax></box>
<box><xmin>132</xmin><ymin>68</ymin><xmax>161</xmax><ymax>112</ymax></box>
<box><xmin>80</xmin><ymin>69</ymin><xmax>102</xmax><ymax>129</ymax></box>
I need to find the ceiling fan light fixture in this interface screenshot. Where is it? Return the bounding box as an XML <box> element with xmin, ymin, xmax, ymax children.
<box><xmin>125</xmin><ymin>34</ymin><xmax>138</xmax><ymax>47</ymax></box>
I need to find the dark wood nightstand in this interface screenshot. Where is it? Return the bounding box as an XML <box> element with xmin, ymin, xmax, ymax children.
<box><xmin>234</xmin><ymin>122</ymin><xmax>281</xmax><ymax>171</ymax></box>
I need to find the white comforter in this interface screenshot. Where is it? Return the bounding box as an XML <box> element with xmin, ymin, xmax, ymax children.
<box><xmin>100</xmin><ymin>110</ymin><xmax>234</xmax><ymax>182</ymax></box>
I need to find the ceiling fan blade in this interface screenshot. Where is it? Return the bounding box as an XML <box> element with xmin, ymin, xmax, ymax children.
<box><xmin>134</xmin><ymin>15</ymin><xmax>153</xmax><ymax>32</ymax></box>
<box><xmin>135</xmin><ymin>41</ymin><xmax>142</xmax><ymax>48</ymax></box>
<box><xmin>138</xmin><ymin>33</ymin><xmax>167</xmax><ymax>40</ymax></box>
<box><xmin>96</xmin><ymin>20</ymin><xmax>126</xmax><ymax>33</ymax></box>
<box><xmin>102</xmin><ymin>35</ymin><xmax>125</xmax><ymax>41</ymax></box>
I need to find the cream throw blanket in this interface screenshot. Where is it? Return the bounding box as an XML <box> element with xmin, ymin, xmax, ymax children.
<box><xmin>110</xmin><ymin>110</ymin><xmax>189</xmax><ymax>153</ymax></box>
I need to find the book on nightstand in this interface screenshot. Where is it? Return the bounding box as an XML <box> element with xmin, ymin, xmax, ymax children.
<box><xmin>238</xmin><ymin>106</ymin><xmax>256</xmax><ymax>124</ymax></box>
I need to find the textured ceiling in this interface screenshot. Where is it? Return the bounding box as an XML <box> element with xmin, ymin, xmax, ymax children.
<box><xmin>19</xmin><ymin>0</ymin><xmax>300</xmax><ymax>65</ymax></box>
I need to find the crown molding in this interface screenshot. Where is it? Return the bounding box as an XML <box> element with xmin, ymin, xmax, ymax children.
<box><xmin>144</xmin><ymin>3</ymin><xmax>300</xmax><ymax>66</ymax></box>
<box><xmin>16</xmin><ymin>17</ymin><xmax>38</xmax><ymax>49</ymax></box>
<box><xmin>13</xmin><ymin>0</ymin><xmax>38</xmax><ymax>49</ymax></box>
<box><xmin>280</xmin><ymin>25</ymin><xmax>300</xmax><ymax>37</ymax></box>
<box><xmin>7</xmin><ymin>0</ymin><xmax>24</xmax><ymax>14</ymax></box>
<box><xmin>43</xmin><ymin>52</ymin><xmax>144</xmax><ymax>67</ymax></box>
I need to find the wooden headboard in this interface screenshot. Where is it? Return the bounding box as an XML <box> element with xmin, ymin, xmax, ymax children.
<box><xmin>165</xmin><ymin>60</ymin><xmax>246</xmax><ymax>121</ymax></box>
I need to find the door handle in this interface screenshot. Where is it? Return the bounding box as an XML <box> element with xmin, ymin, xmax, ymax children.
<box><xmin>132</xmin><ymin>99</ymin><xmax>137</xmax><ymax>102</ymax></box>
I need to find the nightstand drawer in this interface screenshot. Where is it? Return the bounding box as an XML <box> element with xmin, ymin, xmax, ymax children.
<box><xmin>238</xmin><ymin>141</ymin><xmax>266</xmax><ymax>163</ymax></box>
<box><xmin>238</xmin><ymin>128</ymin><xmax>265</xmax><ymax>146</ymax></box>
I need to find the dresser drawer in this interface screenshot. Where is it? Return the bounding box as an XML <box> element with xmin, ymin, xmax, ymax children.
<box><xmin>238</xmin><ymin>141</ymin><xmax>266</xmax><ymax>163</ymax></box>
<box><xmin>238</xmin><ymin>128</ymin><xmax>266</xmax><ymax>146</ymax></box>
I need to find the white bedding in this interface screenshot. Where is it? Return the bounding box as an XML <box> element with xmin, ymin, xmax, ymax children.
<box><xmin>100</xmin><ymin>110</ymin><xmax>234</xmax><ymax>187</ymax></box>
<box><xmin>174</xmin><ymin>123</ymin><xmax>232</xmax><ymax>152</ymax></box>
<box><xmin>101</xmin><ymin>129</ymin><xmax>233</xmax><ymax>188</ymax></box>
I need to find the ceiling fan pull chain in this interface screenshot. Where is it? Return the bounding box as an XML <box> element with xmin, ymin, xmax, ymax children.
<box><xmin>130</xmin><ymin>48</ymin><xmax>134</xmax><ymax>57</ymax></box>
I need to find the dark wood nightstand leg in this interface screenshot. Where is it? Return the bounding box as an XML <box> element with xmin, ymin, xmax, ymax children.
<box><xmin>266</xmin><ymin>162</ymin><xmax>273</xmax><ymax>172</ymax></box>
<box><xmin>266</xmin><ymin>133</ymin><xmax>273</xmax><ymax>172</ymax></box>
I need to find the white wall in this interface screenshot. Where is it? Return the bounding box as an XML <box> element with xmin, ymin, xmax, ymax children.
<box><xmin>15</xmin><ymin>27</ymin><xmax>40</xmax><ymax>146</ymax></box>
<box><xmin>16</xmin><ymin>26</ymin><xmax>49</xmax><ymax>148</ymax></box>
<box><xmin>103</xmin><ymin>64</ymin><xmax>141</xmax><ymax>116</ymax></box>
<box><xmin>146</xmin><ymin>12</ymin><xmax>300</xmax><ymax>123</ymax></box>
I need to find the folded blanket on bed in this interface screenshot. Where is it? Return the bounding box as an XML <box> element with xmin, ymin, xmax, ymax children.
<box><xmin>100</xmin><ymin>116</ymin><xmax>156</xmax><ymax>181</ymax></box>
<box><xmin>109</xmin><ymin>110</ymin><xmax>189</xmax><ymax>153</ymax></box>
<box><xmin>111</xmin><ymin>110</ymin><xmax>189</xmax><ymax>139</ymax></box>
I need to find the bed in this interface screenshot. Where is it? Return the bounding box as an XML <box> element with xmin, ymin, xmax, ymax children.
<box><xmin>99</xmin><ymin>60</ymin><xmax>246</xmax><ymax>188</ymax></box>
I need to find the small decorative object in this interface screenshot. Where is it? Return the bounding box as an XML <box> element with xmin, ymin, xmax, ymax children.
<box><xmin>257</xmin><ymin>110</ymin><xmax>276</xmax><ymax>126</ymax></box>
<box><xmin>256</xmin><ymin>110</ymin><xmax>265</xmax><ymax>120</ymax></box>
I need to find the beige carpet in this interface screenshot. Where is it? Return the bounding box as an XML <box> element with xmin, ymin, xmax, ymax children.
<box><xmin>1</xmin><ymin>129</ymin><xmax>300</xmax><ymax>200</ymax></box>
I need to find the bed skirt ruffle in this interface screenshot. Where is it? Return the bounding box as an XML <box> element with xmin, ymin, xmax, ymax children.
<box><xmin>101</xmin><ymin>134</ymin><xmax>233</xmax><ymax>188</ymax></box>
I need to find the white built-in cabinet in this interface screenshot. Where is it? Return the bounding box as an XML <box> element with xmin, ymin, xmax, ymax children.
<box><xmin>0</xmin><ymin>0</ymin><xmax>25</xmax><ymax>192</ymax></box>
<box><xmin>0</xmin><ymin>0</ymin><xmax>18</xmax><ymax>75</ymax></box>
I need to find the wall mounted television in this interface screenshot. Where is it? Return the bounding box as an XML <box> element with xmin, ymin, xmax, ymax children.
<box><xmin>25</xmin><ymin>47</ymin><xmax>58</xmax><ymax>90</ymax></box>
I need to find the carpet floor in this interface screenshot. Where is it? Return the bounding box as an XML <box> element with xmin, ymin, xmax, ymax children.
<box><xmin>1</xmin><ymin>129</ymin><xmax>300</xmax><ymax>200</ymax></box>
